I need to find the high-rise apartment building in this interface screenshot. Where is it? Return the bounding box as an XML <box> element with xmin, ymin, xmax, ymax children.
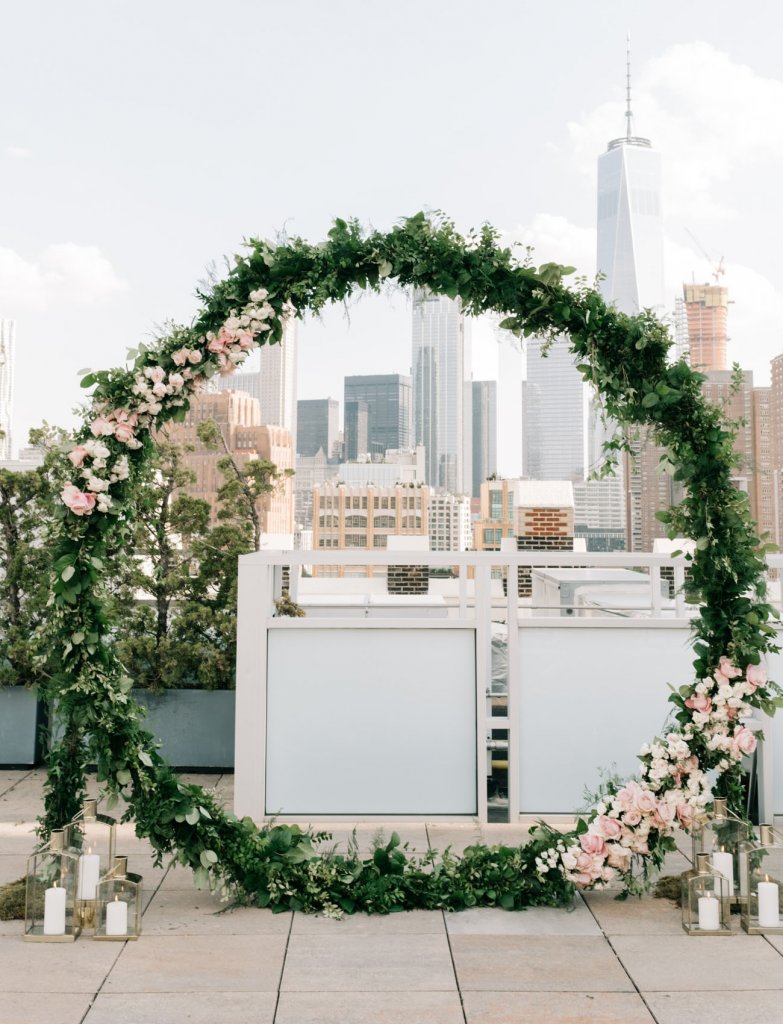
<box><xmin>215</xmin><ymin>320</ymin><xmax>297</xmax><ymax>452</ymax></box>
<box><xmin>344</xmin><ymin>373</ymin><xmax>412</xmax><ymax>457</ymax></box>
<box><xmin>524</xmin><ymin>336</ymin><xmax>588</xmax><ymax>482</ymax></box>
<box><xmin>472</xmin><ymin>380</ymin><xmax>497</xmax><ymax>498</ymax></box>
<box><xmin>702</xmin><ymin>370</ymin><xmax>755</xmax><ymax>519</ymax></box>
<box><xmin>428</xmin><ymin>492</ymin><xmax>472</xmax><ymax>552</ymax></box>
<box><xmin>752</xmin><ymin>387</ymin><xmax>774</xmax><ymax>542</ymax></box>
<box><xmin>0</xmin><ymin>320</ymin><xmax>15</xmax><ymax>460</ymax></box>
<box><xmin>411</xmin><ymin>291</ymin><xmax>471</xmax><ymax>493</ymax></box>
<box><xmin>683</xmin><ymin>283</ymin><xmax>729</xmax><ymax>372</ymax></box>
<box><xmin>167</xmin><ymin>390</ymin><xmax>294</xmax><ymax>537</ymax></box>
<box><xmin>296</xmin><ymin>398</ymin><xmax>339</xmax><ymax>457</ymax></box>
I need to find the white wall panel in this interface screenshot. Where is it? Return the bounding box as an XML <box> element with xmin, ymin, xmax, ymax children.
<box><xmin>266</xmin><ymin>628</ymin><xmax>477</xmax><ymax>815</ymax></box>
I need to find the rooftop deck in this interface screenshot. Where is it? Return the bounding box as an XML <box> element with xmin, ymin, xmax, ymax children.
<box><xmin>4</xmin><ymin>770</ymin><xmax>783</xmax><ymax>1024</ymax></box>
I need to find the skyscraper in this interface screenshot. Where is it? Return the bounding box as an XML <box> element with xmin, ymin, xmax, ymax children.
<box><xmin>216</xmin><ymin>320</ymin><xmax>298</xmax><ymax>452</ymax></box>
<box><xmin>0</xmin><ymin>320</ymin><xmax>14</xmax><ymax>460</ymax></box>
<box><xmin>344</xmin><ymin>399</ymin><xmax>368</xmax><ymax>461</ymax></box>
<box><xmin>524</xmin><ymin>336</ymin><xmax>588</xmax><ymax>481</ymax></box>
<box><xmin>296</xmin><ymin>398</ymin><xmax>339</xmax><ymax>458</ymax></box>
<box><xmin>493</xmin><ymin>319</ymin><xmax>524</xmax><ymax>479</ymax></box>
<box><xmin>411</xmin><ymin>291</ymin><xmax>470</xmax><ymax>493</ymax></box>
<box><xmin>344</xmin><ymin>373</ymin><xmax>412</xmax><ymax>457</ymax></box>
<box><xmin>472</xmin><ymin>380</ymin><xmax>497</xmax><ymax>498</ymax></box>
<box><xmin>596</xmin><ymin>44</ymin><xmax>665</xmax><ymax>550</ymax></box>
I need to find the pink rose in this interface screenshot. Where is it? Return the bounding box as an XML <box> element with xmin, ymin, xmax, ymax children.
<box><xmin>575</xmin><ymin>851</ymin><xmax>595</xmax><ymax>873</ymax></box>
<box><xmin>61</xmin><ymin>484</ymin><xmax>97</xmax><ymax>516</ymax></box>
<box><xmin>207</xmin><ymin>335</ymin><xmax>227</xmax><ymax>354</ymax></box>
<box><xmin>114</xmin><ymin>409</ymin><xmax>138</xmax><ymax>426</ymax></box>
<box><xmin>144</xmin><ymin>365</ymin><xmax>166</xmax><ymax>384</ymax></box>
<box><xmin>622</xmin><ymin>808</ymin><xmax>642</xmax><ymax>826</ymax></box>
<box><xmin>653</xmin><ymin>800</ymin><xmax>675</xmax><ymax>829</ymax></box>
<box><xmin>171</xmin><ymin>347</ymin><xmax>189</xmax><ymax>366</ymax></box>
<box><xmin>187</xmin><ymin>349</ymin><xmax>203</xmax><ymax>364</ymax></box>
<box><xmin>635</xmin><ymin>790</ymin><xmax>657</xmax><ymax>814</ymax></box>
<box><xmin>732</xmin><ymin>727</ymin><xmax>757</xmax><ymax>757</ymax></box>
<box><xmin>90</xmin><ymin>416</ymin><xmax>115</xmax><ymax>437</ymax></box>
<box><xmin>114</xmin><ymin>422</ymin><xmax>136</xmax><ymax>444</ymax></box>
<box><xmin>606</xmin><ymin>844</ymin><xmax>632</xmax><ymax>871</ymax></box>
<box><xmin>685</xmin><ymin>693</ymin><xmax>712</xmax><ymax>714</ymax></box>
<box><xmin>68</xmin><ymin>445</ymin><xmax>89</xmax><ymax>467</ymax></box>
<box><xmin>676</xmin><ymin>803</ymin><xmax>696</xmax><ymax>827</ymax></box>
<box><xmin>595</xmin><ymin>815</ymin><xmax>622</xmax><ymax>840</ymax></box>
<box><xmin>718</xmin><ymin>656</ymin><xmax>741</xmax><ymax>679</ymax></box>
<box><xmin>168</xmin><ymin>373</ymin><xmax>185</xmax><ymax>391</ymax></box>
<box><xmin>615</xmin><ymin>781</ymin><xmax>642</xmax><ymax>812</ymax></box>
<box><xmin>152</xmin><ymin>381</ymin><xmax>168</xmax><ymax>397</ymax></box>
<box><xmin>746</xmin><ymin>664</ymin><xmax>767</xmax><ymax>691</ymax></box>
<box><xmin>236</xmin><ymin>330</ymin><xmax>255</xmax><ymax>350</ymax></box>
<box><xmin>580</xmin><ymin>833</ymin><xmax>607</xmax><ymax>856</ymax></box>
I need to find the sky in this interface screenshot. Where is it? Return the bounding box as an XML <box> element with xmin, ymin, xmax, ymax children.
<box><xmin>2</xmin><ymin>0</ymin><xmax>783</xmax><ymax>452</ymax></box>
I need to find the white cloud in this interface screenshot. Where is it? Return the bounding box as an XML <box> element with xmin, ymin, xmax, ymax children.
<box><xmin>568</xmin><ymin>42</ymin><xmax>783</xmax><ymax>222</ymax></box>
<box><xmin>5</xmin><ymin>145</ymin><xmax>31</xmax><ymax>159</ymax></box>
<box><xmin>0</xmin><ymin>244</ymin><xmax>127</xmax><ymax>310</ymax></box>
<box><xmin>501</xmin><ymin>214</ymin><xmax>597</xmax><ymax>282</ymax></box>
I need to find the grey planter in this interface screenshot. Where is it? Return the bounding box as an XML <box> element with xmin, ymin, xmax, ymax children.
<box><xmin>132</xmin><ymin>689</ymin><xmax>235</xmax><ymax>770</ymax></box>
<box><xmin>0</xmin><ymin>687</ymin><xmax>43</xmax><ymax>766</ymax></box>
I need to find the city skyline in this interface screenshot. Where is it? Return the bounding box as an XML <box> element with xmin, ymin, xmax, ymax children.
<box><xmin>1</xmin><ymin>4</ymin><xmax>782</xmax><ymax>453</ymax></box>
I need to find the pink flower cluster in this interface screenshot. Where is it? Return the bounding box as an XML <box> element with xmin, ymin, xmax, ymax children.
<box><xmin>89</xmin><ymin>407</ymin><xmax>143</xmax><ymax>449</ymax></box>
<box><xmin>61</xmin><ymin>484</ymin><xmax>97</xmax><ymax>516</ymax></box>
<box><xmin>556</xmin><ymin>656</ymin><xmax>772</xmax><ymax>891</ymax></box>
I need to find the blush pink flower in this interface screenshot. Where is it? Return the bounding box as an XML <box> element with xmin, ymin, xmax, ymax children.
<box><xmin>732</xmin><ymin>727</ymin><xmax>757</xmax><ymax>757</ymax></box>
<box><xmin>61</xmin><ymin>484</ymin><xmax>97</xmax><ymax>516</ymax></box>
<box><xmin>595</xmin><ymin>815</ymin><xmax>622</xmax><ymax>840</ymax></box>
<box><xmin>718</xmin><ymin>657</ymin><xmax>741</xmax><ymax>680</ymax></box>
<box><xmin>187</xmin><ymin>349</ymin><xmax>203</xmax><ymax>364</ymax></box>
<box><xmin>168</xmin><ymin>372</ymin><xmax>185</xmax><ymax>391</ymax></box>
<box><xmin>68</xmin><ymin>445</ymin><xmax>89</xmax><ymax>467</ymax></box>
<box><xmin>653</xmin><ymin>800</ymin><xmax>675</xmax><ymax>829</ymax></box>
<box><xmin>676</xmin><ymin>803</ymin><xmax>696</xmax><ymax>828</ymax></box>
<box><xmin>635</xmin><ymin>790</ymin><xmax>657</xmax><ymax>814</ymax></box>
<box><xmin>622</xmin><ymin>808</ymin><xmax>642</xmax><ymax>826</ymax></box>
<box><xmin>144</xmin><ymin>365</ymin><xmax>166</xmax><ymax>384</ymax></box>
<box><xmin>114</xmin><ymin>422</ymin><xmax>136</xmax><ymax>444</ymax></box>
<box><xmin>579</xmin><ymin>833</ymin><xmax>606</xmax><ymax>856</ymax></box>
<box><xmin>746</xmin><ymin>664</ymin><xmax>767</xmax><ymax>691</ymax></box>
<box><xmin>606</xmin><ymin>845</ymin><xmax>632</xmax><ymax>871</ymax></box>
<box><xmin>685</xmin><ymin>693</ymin><xmax>712</xmax><ymax>714</ymax></box>
<box><xmin>90</xmin><ymin>416</ymin><xmax>115</xmax><ymax>437</ymax></box>
<box><xmin>171</xmin><ymin>347</ymin><xmax>189</xmax><ymax>366</ymax></box>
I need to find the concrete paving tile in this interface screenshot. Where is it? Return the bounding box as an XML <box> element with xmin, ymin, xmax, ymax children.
<box><xmin>645</xmin><ymin>990</ymin><xmax>783</xmax><ymax>1023</ymax></box>
<box><xmin>462</xmin><ymin>991</ymin><xmax>656</xmax><ymax>1023</ymax></box>
<box><xmin>103</xmin><ymin>933</ymin><xmax>287</xmax><ymax>992</ymax></box>
<box><xmin>0</xmin><ymin>770</ymin><xmax>33</xmax><ymax>795</ymax></box>
<box><xmin>583</xmin><ymin>891</ymin><xmax>684</xmax><ymax>935</ymax></box>
<box><xmin>292</xmin><ymin>909</ymin><xmax>445</xmax><ymax>935</ymax></box>
<box><xmin>276</xmin><ymin>991</ymin><xmax>465</xmax><ymax>1023</ymax></box>
<box><xmin>0</xmin><ymin>933</ymin><xmax>122</xmax><ymax>992</ymax></box>
<box><xmin>3</xmin><ymin>993</ymin><xmax>93</xmax><ymax>1024</ymax></box>
<box><xmin>0</xmin><ymin>853</ymin><xmax>28</xmax><ymax>883</ymax></box>
<box><xmin>445</xmin><ymin>900</ymin><xmax>600</xmax><ymax>936</ymax></box>
<box><xmin>450</xmin><ymin>935</ymin><xmax>633</xmax><ymax>992</ymax></box>
<box><xmin>281</xmin><ymin>932</ymin><xmax>457</xmax><ymax>991</ymax></box>
<box><xmin>84</xmin><ymin>991</ymin><xmax>277</xmax><ymax>1024</ymax></box>
<box><xmin>142</xmin><ymin>887</ymin><xmax>292</xmax><ymax>935</ymax></box>
<box><xmin>157</xmin><ymin>860</ymin><xmax>205</xmax><ymax>890</ymax></box>
<box><xmin>612</xmin><ymin>934</ymin><xmax>783</xmax><ymax>991</ymax></box>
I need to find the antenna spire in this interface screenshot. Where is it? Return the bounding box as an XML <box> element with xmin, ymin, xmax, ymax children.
<box><xmin>625</xmin><ymin>32</ymin><xmax>633</xmax><ymax>139</ymax></box>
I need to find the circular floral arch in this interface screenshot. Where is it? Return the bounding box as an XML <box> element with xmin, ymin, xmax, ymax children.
<box><xmin>43</xmin><ymin>214</ymin><xmax>781</xmax><ymax>910</ymax></box>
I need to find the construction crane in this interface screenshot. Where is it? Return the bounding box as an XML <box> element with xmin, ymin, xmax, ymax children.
<box><xmin>685</xmin><ymin>228</ymin><xmax>726</xmax><ymax>284</ymax></box>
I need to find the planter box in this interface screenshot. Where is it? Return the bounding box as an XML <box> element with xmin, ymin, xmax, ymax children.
<box><xmin>133</xmin><ymin>689</ymin><xmax>235</xmax><ymax>770</ymax></box>
<box><xmin>0</xmin><ymin>687</ymin><xmax>43</xmax><ymax>766</ymax></box>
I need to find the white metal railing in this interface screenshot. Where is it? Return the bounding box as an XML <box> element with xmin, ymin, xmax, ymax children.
<box><xmin>234</xmin><ymin>549</ymin><xmax>781</xmax><ymax>823</ymax></box>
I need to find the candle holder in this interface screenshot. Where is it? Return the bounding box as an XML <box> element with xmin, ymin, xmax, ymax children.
<box><xmin>93</xmin><ymin>856</ymin><xmax>142</xmax><ymax>941</ymax></box>
<box><xmin>23</xmin><ymin>829</ymin><xmax>82</xmax><ymax>942</ymax></box>
<box><xmin>682</xmin><ymin>853</ymin><xmax>732</xmax><ymax>936</ymax></box>
<box><xmin>741</xmin><ymin>824</ymin><xmax>783</xmax><ymax>935</ymax></box>
<box><xmin>691</xmin><ymin>797</ymin><xmax>753</xmax><ymax>908</ymax></box>
<box><xmin>67</xmin><ymin>797</ymin><xmax>117</xmax><ymax>930</ymax></box>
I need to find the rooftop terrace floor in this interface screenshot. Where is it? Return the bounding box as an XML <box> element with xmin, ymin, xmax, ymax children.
<box><xmin>3</xmin><ymin>770</ymin><xmax>783</xmax><ymax>1023</ymax></box>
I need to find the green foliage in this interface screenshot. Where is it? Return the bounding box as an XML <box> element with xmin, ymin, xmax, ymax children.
<box><xmin>38</xmin><ymin>212</ymin><xmax>781</xmax><ymax>912</ymax></box>
<box><xmin>0</xmin><ymin>878</ymin><xmax>26</xmax><ymax>920</ymax></box>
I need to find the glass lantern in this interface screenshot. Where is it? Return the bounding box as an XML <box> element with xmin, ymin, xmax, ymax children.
<box><xmin>741</xmin><ymin>824</ymin><xmax>783</xmax><ymax>935</ymax></box>
<box><xmin>24</xmin><ymin>829</ymin><xmax>82</xmax><ymax>942</ymax></box>
<box><xmin>94</xmin><ymin>856</ymin><xmax>142</xmax><ymax>941</ymax></box>
<box><xmin>682</xmin><ymin>853</ymin><xmax>732</xmax><ymax>935</ymax></box>
<box><xmin>67</xmin><ymin>797</ymin><xmax>117</xmax><ymax>930</ymax></box>
<box><xmin>691</xmin><ymin>797</ymin><xmax>753</xmax><ymax>908</ymax></box>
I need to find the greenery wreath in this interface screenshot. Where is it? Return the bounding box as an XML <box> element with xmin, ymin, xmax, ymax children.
<box><xmin>40</xmin><ymin>213</ymin><xmax>783</xmax><ymax>913</ymax></box>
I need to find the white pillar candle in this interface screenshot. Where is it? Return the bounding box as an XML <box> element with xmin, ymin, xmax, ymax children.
<box><xmin>757</xmin><ymin>881</ymin><xmax>780</xmax><ymax>929</ymax></box>
<box><xmin>712</xmin><ymin>851</ymin><xmax>734</xmax><ymax>895</ymax></box>
<box><xmin>698</xmin><ymin>894</ymin><xmax>721</xmax><ymax>931</ymax></box>
<box><xmin>105</xmin><ymin>896</ymin><xmax>128</xmax><ymax>936</ymax></box>
<box><xmin>77</xmin><ymin>850</ymin><xmax>101</xmax><ymax>900</ymax></box>
<box><xmin>43</xmin><ymin>883</ymin><xmax>67</xmax><ymax>935</ymax></box>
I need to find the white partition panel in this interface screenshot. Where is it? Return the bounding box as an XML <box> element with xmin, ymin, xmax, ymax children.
<box><xmin>266</xmin><ymin>627</ymin><xmax>477</xmax><ymax>815</ymax></box>
<box><xmin>517</xmin><ymin>623</ymin><xmax>695</xmax><ymax>814</ymax></box>
<box><xmin>764</xmin><ymin>646</ymin><xmax>783</xmax><ymax>815</ymax></box>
